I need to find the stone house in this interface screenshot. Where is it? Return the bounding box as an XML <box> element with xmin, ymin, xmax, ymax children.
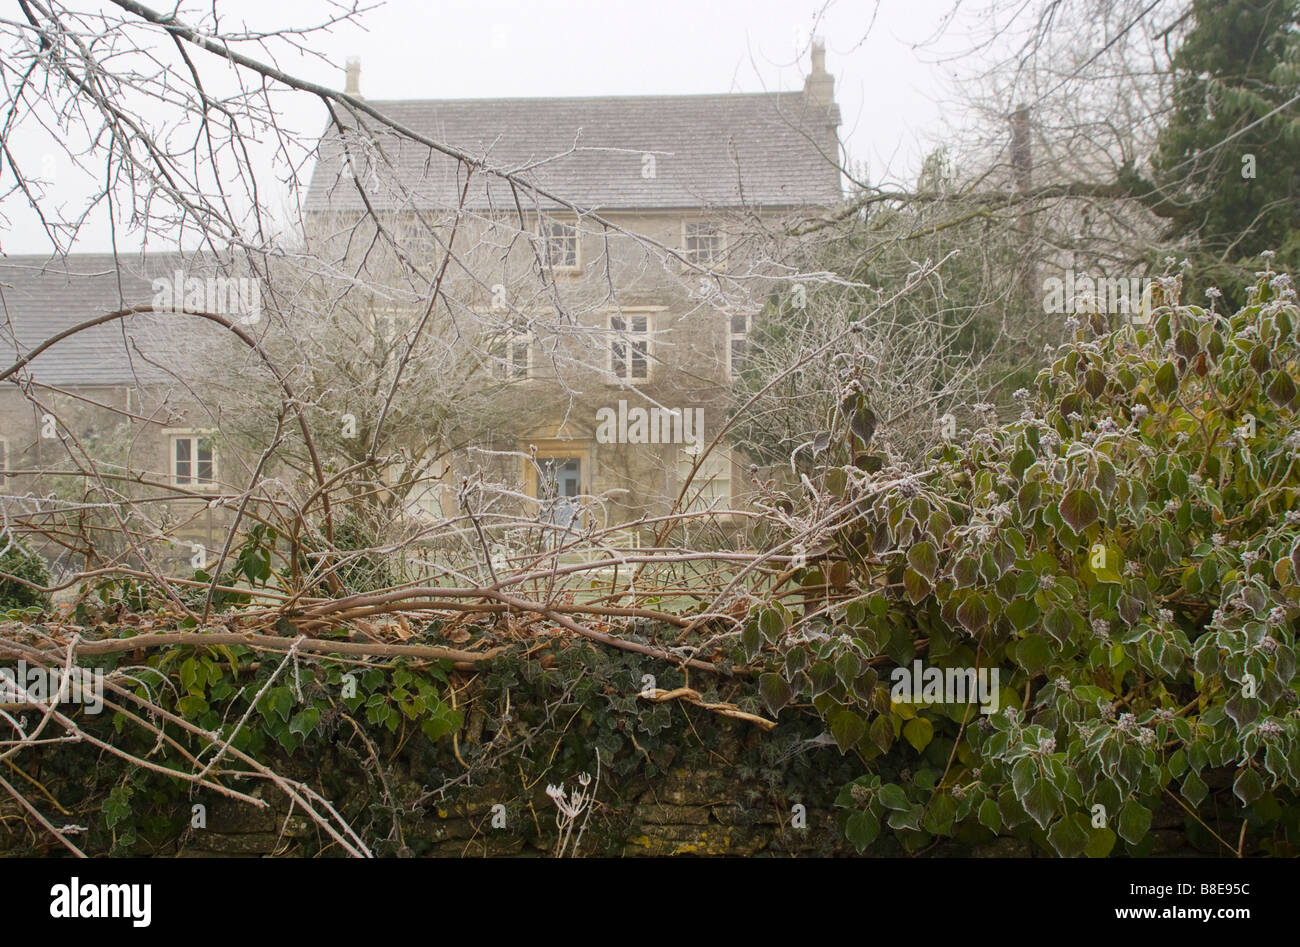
<box><xmin>0</xmin><ymin>253</ymin><xmax>244</xmax><ymax>575</ymax></box>
<box><xmin>0</xmin><ymin>44</ymin><xmax>842</xmax><ymax>576</ymax></box>
<box><xmin>300</xmin><ymin>43</ymin><xmax>842</xmax><ymax>540</ymax></box>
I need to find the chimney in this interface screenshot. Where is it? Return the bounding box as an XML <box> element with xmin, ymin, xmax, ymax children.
<box><xmin>803</xmin><ymin>38</ymin><xmax>835</xmax><ymax>110</ymax></box>
<box><xmin>344</xmin><ymin>57</ymin><xmax>361</xmax><ymax>97</ymax></box>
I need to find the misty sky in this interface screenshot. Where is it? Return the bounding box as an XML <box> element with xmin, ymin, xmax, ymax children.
<box><xmin>1</xmin><ymin>0</ymin><xmax>979</xmax><ymax>254</ymax></box>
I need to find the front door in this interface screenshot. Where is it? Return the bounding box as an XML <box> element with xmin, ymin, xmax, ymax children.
<box><xmin>539</xmin><ymin>457</ymin><xmax>582</xmax><ymax>532</ymax></box>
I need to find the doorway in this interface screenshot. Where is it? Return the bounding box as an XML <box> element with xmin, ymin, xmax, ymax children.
<box><xmin>539</xmin><ymin>456</ymin><xmax>582</xmax><ymax>532</ymax></box>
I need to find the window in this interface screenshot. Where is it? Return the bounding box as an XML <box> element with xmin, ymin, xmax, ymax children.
<box><xmin>170</xmin><ymin>433</ymin><xmax>217</xmax><ymax>489</ymax></box>
<box><xmin>678</xmin><ymin>447</ymin><xmax>731</xmax><ymax>512</ymax></box>
<box><xmin>492</xmin><ymin>328</ymin><xmax>532</xmax><ymax>381</ymax></box>
<box><xmin>396</xmin><ymin>220</ymin><xmax>435</xmax><ymax>263</ymax></box>
<box><xmin>369</xmin><ymin>306</ymin><xmax>412</xmax><ymax>347</ymax></box>
<box><xmin>684</xmin><ymin>222</ymin><xmax>725</xmax><ymax>266</ymax></box>
<box><xmin>610</xmin><ymin>314</ymin><xmax>650</xmax><ymax>382</ymax></box>
<box><xmin>384</xmin><ymin>461</ymin><xmax>448</xmax><ymax>520</ymax></box>
<box><xmin>0</xmin><ymin>438</ymin><xmax>7</xmax><ymax>488</ymax></box>
<box><xmin>727</xmin><ymin>312</ymin><xmax>751</xmax><ymax>378</ymax></box>
<box><xmin>538</xmin><ymin>219</ymin><xmax>579</xmax><ymax>270</ymax></box>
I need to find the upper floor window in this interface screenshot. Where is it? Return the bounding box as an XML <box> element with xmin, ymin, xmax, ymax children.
<box><xmin>492</xmin><ymin>329</ymin><xmax>532</xmax><ymax>381</ymax></box>
<box><xmin>728</xmin><ymin>313</ymin><xmax>751</xmax><ymax>378</ymax></box>
<box><xmin>684</xmin><ymin>222</ymin><xmax>725</xmax><ymax>266</ymax></box>
<box><xmin>396</xmin><ymin>220</ymin><xmax>435</xmax><ymax>264</ymax></box>
<box><xmin>610</xmin><ymin>314</ymin><xmax>650</xmax><ymax>382</ymax></box>
<box><xmin>0</xmin><ymin>438</ymin><xmax>8</xmax><ymax>489</ymax></box>
<box><xmin>539</xmin><ymin>218</ymin><xmax>579</xmax><ymax>270</ymax></box>
<box><xmin>170</xmin><ymin>432</ymin><xmax>217</xmax><ymax>489</ymax></box>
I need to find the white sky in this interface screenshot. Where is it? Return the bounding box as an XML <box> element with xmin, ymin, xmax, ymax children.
<box><xmin>1</xmin><ymin>0</ymin><xmax>978</xmax><ymax>254</ymax></box>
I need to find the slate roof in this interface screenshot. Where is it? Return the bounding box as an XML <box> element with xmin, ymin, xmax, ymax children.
<box><xmin>304</xmin><ymin>91</ymin><xmax>842</xmax><ymax>214</ymax></box>
<box><xmin>0</xmin><ymin>253</ymin><xmax>226</xmax><ymax>387</ymax></box>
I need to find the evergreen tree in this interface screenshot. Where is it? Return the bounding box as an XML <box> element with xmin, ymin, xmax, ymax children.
<box><xmin>1144</xmin><ymin>0</ymin><xmax>1300</xmax><ymax>304</ymax></box>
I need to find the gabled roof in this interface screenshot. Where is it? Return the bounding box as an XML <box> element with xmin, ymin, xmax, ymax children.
<box><xmin>0</xmin><ymin>253</ymin><xmax>225</xmax><ymax>387</ymax></box>
<box><xmin>304</xmin><ymin>91</ymin><xmax>842</xmax><ymax>214</ymax></box>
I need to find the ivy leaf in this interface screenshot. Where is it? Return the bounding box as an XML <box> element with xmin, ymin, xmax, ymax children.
<box><xmin>808</xmin><ymin>661</ymin><xmax>837</xmax><ymax>697</ymax></box>
<box><xmin>903</xmin><ymin>716</ymin><xmax>933</xmax><ymax>752</ymax></box>
<box><xmin>1044</xmin><ymin>608</ymin><xmax>1073</xmax><ymax>646</ymax></box>
<box><xmin>851</xmin><ymin>405</ymin><xmax>878</xmax><ymax>447</ymax></box>
<box><xmin>288</xmin><ymin>707</ymin><xmax>320</xmax><ymax>737</ymax></box>
<box><xmin>852</xmin><ymin>667</ymin><xmax>879</xmax><ymax>703</ymax></box>
<box><xmin>740</xmin><ymin>621</ymin><xmax>761</xmax><ymax>662</ymax></box>
<box><xmin>922</xmin><ymin>792</ymin><xmax>957</xmax><ymax>835</ymax></box>
<box><xmin>1267</xmin><ymin>370</ymin><xmax>1297</xmax><ymax>408</ymax></box>
<box><xmin>1250</xmin><ymin>342</ymin><xmax>1271</xmax><ymax>374</ymax></box>
<box><xmin>1095</xmin><ymin>460</ymin><xmax>1118</xmax><ymax>499</ymax></box>
<box><xmin>1059</xmin><ymin>489</ymin><xmax>1100</xmax><ymax>533</ymax></box>
<box><xmin>179</xmin><ymin>657</ymin><xmax>201</xmax><ymax>695</ymax></box>
<box><xmin>1155</xmin><ymin>361</ymin><xmax>1178</xmax><ymax>397</ymax></box>
<box><xmin>877</xmin><ymin>782</ymin><xmax>910</xmax><ymax>810</ymax></box>
<box><xmin>953</xmin><ymin>557</ymin><xmax>980</xmax><ymax>588</ymax></box>
<box><xmin>956</xmin><ymin>595</ymin><xmax>990</xmax><ymax>634</ymax></box>
<box><xmin>869</xmin><ymin>712</ymin><xmax>894</xmax><ymax>752</ymax></box>
<box><xmin>104</xmin><ymin>784</ymin><xmax>133</xmax><ymax>829</ymax></box>
<box><xmin>758</xmin><ymin>608</ymin><xmax>786</xmax><ymax>643</ymax></box>
<box><xmin>1117</xmin><ymin>800</ymin><xmax>1152</xmax><ymax>845</ymax></box>
<box><xmin>1173</xmin><ymin>328</ymin><xmax>1200</xmax><ymax>361</ymax></box>
<box><xmin>177</xmin><ymin>696</ymin><xmax>209</xmax><ymax>718</ymax></box>
<box><xmin>1010</xmin><ymin>447</ymin><xmax>1036</xmax><ymax>479</ymax></box>
<box><xmin>758</xmin><ymin>673</ymin><xmax>794</xmax><ymax>716</ymax></box>
<box><xmin>903</xmin><ymin>567</ymin><xmax>931</xmax><ymax>604</ymax></box>
<box><xmin>1089</xmin><ymin>546</ymin><xmax>1124</xmax><ymax>584</ymax></box>
<box><xmin>1021</xmin><ymin>779</ymin><xmax>1061</xmax><ymax>829</ymax></box>
<box><xmin>834</xmin><ymin>651</ymin><xmax>861</xmax><ymax>689</ymax></box>
<box><xmin>828</xmin><ymin>709</ymin><xmax>866</xmax><ymax>753</ymax></box>
<box><xmin>1181</xmin><ymin>770</ymin><xmax>1207</xmax><ymax>807</ymax></box>
<box><xmin>1006</xmin><ymin>598</ymin><xmax>1040</xmax><ymax>631</ymax></box>
<box><xmin>1085</xmin><ymin>826</ymin><xmax>1117</xmax><ymax>858</ymax></box>
<box><xmin>907</xmin><ymin>541</ymin><xmax>939</xmax><ymax>583</ymax></box>
<box><xmin>978</xmin><ymin>798</ymin><xmax>1001</xmax><ymax>833</ymax></box>
<box><xmin>1047</xmin><ymin>812</ymin><xmax>1090</xmax><ymax>857</ymax></box>
<box><xmin>1016</xmin><ymin>634</ymin><xmax>1053</xmax><ymax>673</ymax></box>
<box><xmin>1225</xmin><ymin>691</ymin><xmax>1259</xmax><ymax>729</ymax></box>
<box><xmin>1233</xmin><ymin>767</ymin><xmax>1264</xmax><ymax>806</ymax></box>
<box><xmin>844</xmin><ymin>810</ymin><xmax>880</xmax><ymax>851</ymax></box>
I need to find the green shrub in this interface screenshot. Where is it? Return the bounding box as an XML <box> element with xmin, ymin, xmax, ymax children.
<box><xmin>0</xmin><ymin>538</ymin><xmax>52</xmax><ymax>612</ymax></box>
<box><xmin>758</xmin><ymin>263</ymin><xmax>1300</xmax><ymax>855</ymax></box>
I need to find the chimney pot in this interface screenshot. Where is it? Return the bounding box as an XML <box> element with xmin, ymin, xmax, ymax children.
<box><xmin>345</xmin><ymin>57</ymin><xmax>361</xmax><ymax>97</ymax></box>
